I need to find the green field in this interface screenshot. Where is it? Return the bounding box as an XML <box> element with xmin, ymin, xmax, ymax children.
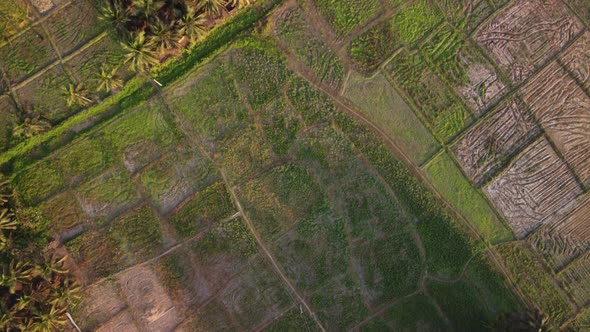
<box><xmin>3</xmin><ymin>0</ymin><xmax>576</xmax><ymax>329</ymax></box>
<box><xmin>424</xmin><ymin>152</ymin><xmax>513</xmax><ymax>243</ymax></box>
<box><xmin>344</xmin><ymin>71</ymin><xmax>439</xmax><ymax>164</ymax></box>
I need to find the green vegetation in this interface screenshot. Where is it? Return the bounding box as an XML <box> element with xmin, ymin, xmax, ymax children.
<box><xmin>391</xmin><ymin>1</ymin><xmax>443</xmax><ymax>46</ymax></box>
<box><xmin>384</xmin><ymin>49</ymin><xmax>471</xmax><ymax>140</ymax></box>
<box><xmin>169</xmin><ymin>182</ymin><xmax>235</xmax><ymax>237</ymax></box>
<box><xmin>314</xmin><ymin>0</ymin><xmax>379</xmax><ymax>37</ymax></box>
<box><xmin>0</xmin><ymin>180</ymin><xmax>80</xmax><ymax>331</ymax></box>
<box><xmin>274</xmin><ymin>5</ymin><xmax>345</xmax><ymax>88</ymax></box>
<box><xmin>349</xmin><ymin>21</ymin><xmax>399</xmax><ymax>74</ymax></box>
<box><xmin>343</xmin><ymin>72</ymin><xmax>439</xmax><ymax>164</ymax></box>
<box><xmin>424</xmin><ymin>152</ymin><xmax>513</xmax><ymax>243</ymax></box>
<box><xmin>381</xmin><ymin>295</ymin><xmax>448</xmax><ymax>331</ymax></box>
<box><xmin>109</xmin><ymin>205</ymin><xmax>164</xmax><ymax>261</ymax></box>
<box><xmin>496</xmin><ymin>242</ymin><xmax>573</xmax><ymax>325</ymax></box>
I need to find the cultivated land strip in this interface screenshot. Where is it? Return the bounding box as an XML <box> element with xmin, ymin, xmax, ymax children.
<box><xmin>153</xmin><ymin>81</ymin><xmax>327</xmax><ymax>332</ymax></box>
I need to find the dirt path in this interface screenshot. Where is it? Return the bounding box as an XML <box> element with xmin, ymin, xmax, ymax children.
<box><xmin>223</xmin><ymin>172</ymin><xmax>327</xmax><ymax>332</ymax></box>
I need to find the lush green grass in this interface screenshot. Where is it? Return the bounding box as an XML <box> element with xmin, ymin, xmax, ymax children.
<box><xmin>314</xmin><ymin>0</ymin><xmax>380</xmax><ymax>37</ymax></box>
<box><xmin>14</xmin><ymin>160</ymin><xmax>64</xmax><ymax>206</ymax></box>
<box><xmin>391</xmin><ymin>1</ymin><xmax>443</xmax><ymax>46</ymax></box>
<box><xmin>192</xmin><ymin>216</ymin><xmax>258</xmax><ymax>260</ymax></box>
<box><xmin>496</xmin><ymin>242</ymin><xmax>573</xmax><ymax>325</ymax></box>
<box><xmin>437</xmin><ymin>0</ymin><xmax>493</xmax><ymax>32</ymax></box>
<box><xmin>424</xmin><ymin>152</ymin><xmax>513</xmax><ymax>243</ymax></box>
<box><xmin>344</xmin><ymin>72</ymin><xmax>439</xmax><ymax>164</ymax></box>
<box><xmin>260</xmin><ymin>99</ymin><xmax>300</xmax><ymax>156</ymax></box>
<box><xmin>274</xmin><ymin>5</ymin><xmax>345</xmax><ymax>88</ymax></box>
<box><xmin>169</xmin><ymin>182</ymin><xmax>235</xmax><ymax>237</ymax></box>
<box><xmin>52</xmin><ymin>137</ymin><xmax>113</xmax><ymax>186</ymax></box>
<box><xmin>287</xmin><ymin>77</ymin><xmax>336</xmax><ymax>126</ymax></box>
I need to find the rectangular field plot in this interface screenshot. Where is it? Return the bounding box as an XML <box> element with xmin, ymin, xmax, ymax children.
<box><xmin>343</xmin><ymin>72</ymin><xmax>439</xmax><ymax>164</ymax></box>
<box><xmin>76</xmin><ymin>168</ymin><xmax>141</xmax><ymax>222</ymax></box>
<box><xmin>475</xmin><ymin>0</ymin><xmax>584</xmax><ymax>83</ymax></box>
<box><xmin>422</xmin><ymin>24</ymin><xmax>508</xmax><ymax>115</ymax></box>
<box><xmin>390</xmin><ymin>0</ymin><xmax>444</xmax><ymax>47</ymax></box>
<box><xmin>273</xmin><ymin>4</ymin><xmax>345</xmax><ymax>89</ymax></box>
<box><xmin>484</xmin><ymin>137</ymin><xmax>583</xmax><ymax>237</ymax></box>
<box><xmin>63</xmin><ymin>34</ymin><xmax>128</xmax><ymax>93</ymax></box>
<box><xmin>348</xmin><ymin>20</ymin><xmax>401</xmax><ymax>75</ymax></box>
<box><xmin>424</xmin><ymin>152</ymin><xmax>513</xmax><ymax>243</ymax></box>
<box><xmin>521</xmin><ymin>62</ymin><xmax>590</xmax><ymax>186</ymax></box>
<box><xmin>384</xmin><ymin>50</ymin><xmax>472</xmax><ymax>141</ymax></box>
<box><xmin>44</xmin><ymin>0</ymin><xmax>105</xmax><ymax>56</ymax></box>
<box><xmin>452</xmin><ymin>97</ymin><xmax>540</xmax><ymax>186</ymax></box>
<box><xmin>138</xmin><ymin>144</ymin><xmax>218</xmax><ymax>215</ymax></box>
<box><xmin>165</xmin><ymin>61</ymin><xmax>247</xmax><ymax>143</ymax></box>
<box><xmin>0</xmin><ymin>25</ymin><xmax>58</xmax><ymax>84</ymax></box>
<box><xmin>14</xmin><ymin>63</ymin><xmax>74</xmax><ymax>123</ymax></box>
<box><xmin>558</xmin><ymin>253</ymin><xmax>590</xmax><ymax>307</ymax></box>
<box><xmin>41</xmin><ymin>191</ymin><xmax>89</xmax><ymax>237</ymax></box>
<box><xmin>530</xmin><ymin>193</ymin><xmax>590</xmax><ymax>271</ymax></box>
<box><xmin>560</xmin><ymin>30</ymin><xmax>590</xmax><ymax>92</ymax></box>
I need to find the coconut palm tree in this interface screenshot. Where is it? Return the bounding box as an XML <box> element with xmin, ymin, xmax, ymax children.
<box><xmin>62</xmin><ymin>83</ymin><xmax>92</xmax><ymax>107</ymax></box>
<box><xmin>29</xmin><ymin>304</ymin><xmax>68</xmax><ymax>332</ymax></box>
<box><xmin>98</xmin><ymin>0</ymin><xmax>130</xmax><ymax>37</ymax></box>
<box><xmin>228</xmin><ymin>0</ymin><xmax>253</xmax><ymax>8</ymax></box>
<box><xmin>0</xmin><ymin>209</ymin><xmax>16</xmax><ymax>231</ymax></box>
<box><xmin>12</xmin><ymin>116</ymin><xmax>51</xmax><ymax>140</ymax></box>
<box><xmin>122</xmin><ymin>31</ymin><xmax>159</xmax><ymax>73</ymax></box>
<box><xmin>0</xmin><ymin>179</ymin><xmax>11</xmax><ymax>207</ymax></box>
<box><xmin>198</xmin><ymin>0</ymin><xmax>227</xmax><ymax>17</ymax></box>
<box><xmin>149</xmin><ymin>18</ymin><xmax>179</xmax><ymax>54</ymax></box>
<box><xmin>95</xmin><ymin>65</ymin><xmax>123</xmax><ymax>93</ymax></box>
<box><xmin>0</xmin><ymin>260</ymin><xmax>34</xmax><ymax>294</ymax></box>
<box><xmin>178</xmin><ymin>7</ymin><xmax>206</xmax><ymax>43</ymax></box>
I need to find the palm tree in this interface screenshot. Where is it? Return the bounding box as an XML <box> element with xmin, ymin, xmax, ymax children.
<box><xmin>229</xmin><ymin>0</ymin><xmax>253</xmax><ymax>8</ymax></box>
<box><xmin>0</xmin><ymin>179</ymin><xmax>11</xmax><ymax>208</ymax></box>
<box><xmin>178</xmin><ymin>7</ymin><xmax>206</xmax><ymax>43</ymax></box>
<box><xmin>0</xmin><ymin>209</ymin><xmax>16</xmax><ymax>231</ymax></box>
<box><xmin>29</xmin><ymin>304</ymin><xmax>68</xmax><ymax>332</ymax></box>
<box><xmin>121</xmin><ymin>31</ymin><xmax>159</xmax><ymax>73</ymax></box>
<box><xmin>95</xmin><ymin>65</ymin><xmax>123</xmax><ymax>93</ymax></box>
<box><xmin>131</xmin><ymin>0</ymin><xmax>164</xmax><ymax>21</ymax></box>
<box><xmin>0</xmin><ymin>260</ymin><xmax>34</xmax><ymax>294</ymax></box>
<box><xmin>61</xmin><ymin>83</ymin><xmax>92</xmax><ymax>107</ymax></box>
<box><xmin>98</xmin><ymin>0</ymin><xmax>129</xmax><ymax>37</ymax></box>
<box><xmin>198</xmin><ymin>0</ymin><xmax>227</xmax><ymax>17</ymax></box>
<box><xmin>12</xmin><ymin>117</ymin><xmax>51</xmax><ymax>140</ymax></box>
<box><xmin>149</xmin><ymin>18</ymin><xmax>179</xmax><ymax>54</ymax></box>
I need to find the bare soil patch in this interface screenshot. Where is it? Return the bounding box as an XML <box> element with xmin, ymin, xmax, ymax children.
<box><xmin>452</xmin><ymin>96</ymin><xmax>540</xmax><ymax>186</ymax></box>
<box><xmin>484</xmin><ymin>137</ymin><xmax>583</xmax><ymax>237</ymax></box>
<box><xmin>521</xmin><ymin>61</ymin><xmax>590</xmax><ymax>186</ymax></box>
<box><xmin>118</xmin><ymin>265</ymin><xmax>181</xmax><ymax>332</ymax></box>
<box><xmin>560</xmin><ymin>30</ymin><xmax>590</xmax><ymax>92</ymax></box>
<box><xmin>475</xmin><ymin>0</ymin><xmax>584</xmax><ymax>83</ymax></box>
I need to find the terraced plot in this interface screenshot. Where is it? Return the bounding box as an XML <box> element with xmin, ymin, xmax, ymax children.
<box><xmin>484</xmin><ymin>137</ymin><xmax>583</xmax><ymax>237</ymax></box>
<box><xmin>422</xmin><ymin>24</ymin><xmax>508</xmax><ymax>115</ymax></box>
<box><xmin>521</xmin><ymin>61</ymin><xmax>590</xmax><ymax>187</ymax></box>
<box><xmin>384</xmin><ymin>49</ymin><xmax>472</xmax><ymax>141</ymax></box>
<box><xmin>560</xmin><ymin>30</ymin><xmax>590</xmax><ymax>92</ymax></box>
<box><xmin>530</xmin><ymin>193</ymin><xmax>590</xmax><ymax>271</ymax></box>
<box><xmin>475</xmin><ymin>0</ymin><xmax>584</xmax><ymax>83</ymax></box>
<box><xmin>453</xmin><ymin>96</ymin><xmax>540</xmax><ymax>186</ymax></box>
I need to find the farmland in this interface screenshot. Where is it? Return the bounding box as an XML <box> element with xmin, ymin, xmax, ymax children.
<box><xmin>2</xmin><ymin>0</ymin><xmax>590</xmax><ymax>330</ymax></box>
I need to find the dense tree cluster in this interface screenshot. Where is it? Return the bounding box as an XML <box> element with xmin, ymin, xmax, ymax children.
<box><xmin>0</xmin><ymin>178</ymin><xmax>80</xmax><ymax>331</ymax></box>
<box><xmin>99</xmin><ymin>0</ymin><xmax>255</xmax><ymax>73</ymax></box>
